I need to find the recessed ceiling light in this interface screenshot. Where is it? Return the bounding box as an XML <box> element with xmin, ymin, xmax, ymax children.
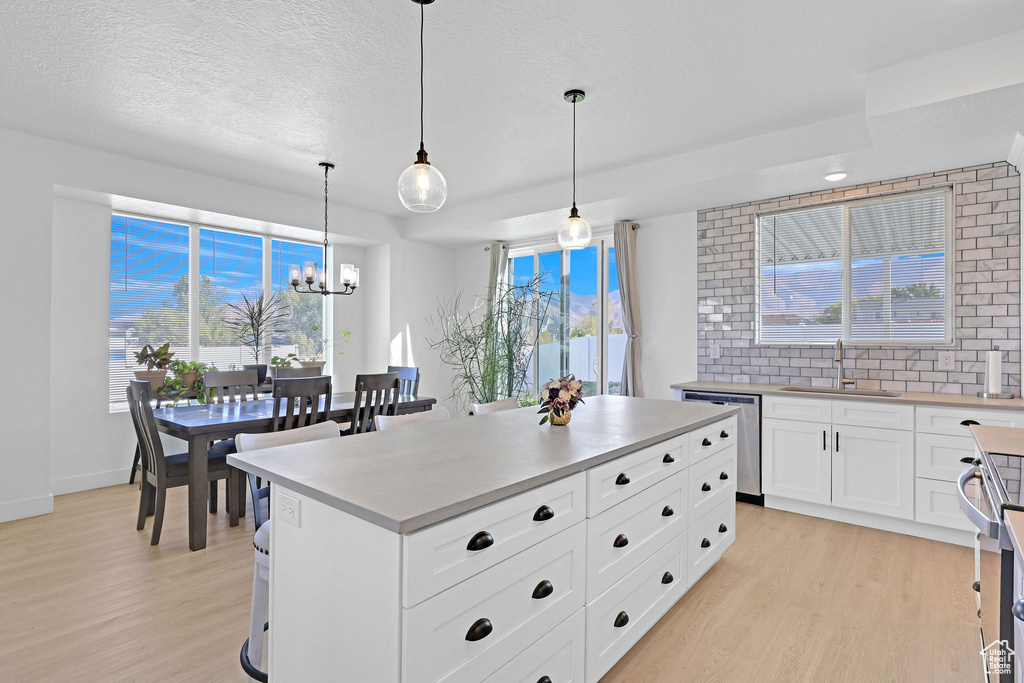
<box><xmin>823</xmin><ymin>172</ymin><xmax>848</xmax><ymax>182</ymax></box>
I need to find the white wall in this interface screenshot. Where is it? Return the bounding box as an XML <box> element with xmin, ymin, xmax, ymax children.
<box><xmin>635</xmin><ymin>212</ymin><xmax>699</xmax><ymax>399</ymax></box>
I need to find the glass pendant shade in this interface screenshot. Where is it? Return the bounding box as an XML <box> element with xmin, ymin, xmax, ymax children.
<box><xmin>340</xmin><ymin>263</ymin><xmax>360</xmax><ymax>288</ymax></box>
<box><xmin>558</xmin><ymin>208</ymin><xmax>592</xmax><ymax>250</ymax></box>
<box><xmin>398</xmin><ymin>161</ymin><xmax>447</xmax><ymax>212</ymax></box>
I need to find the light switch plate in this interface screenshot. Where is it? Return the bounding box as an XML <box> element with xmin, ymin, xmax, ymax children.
<box><xmin>279</xmin><ymin>493</ymin><xmax>301</xmax><ymax>527</ymax></box>
<box><xmin>709</xmin><ymin>342</ymin><xmax>721</xmax><ymax>360</ymax></box>
<box><xmin>938</xmin><ymin>351</ymin><xmax>955</xmax><ymax>371</ymax></box>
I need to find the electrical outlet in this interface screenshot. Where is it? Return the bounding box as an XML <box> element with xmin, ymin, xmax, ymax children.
<box><xmin>279</xmin><ymin>493</ymin><xmax>301</xmax><ymax>527</ymax></box>
<box><xmin>709</xmin><ymin>342</ymin><xmax>721</xmax><ymax>360</ymax></box>
<box><xmin>938</xmin><ymin>351</ymin><xmax>955</xmax><ymax>371</ymax></box>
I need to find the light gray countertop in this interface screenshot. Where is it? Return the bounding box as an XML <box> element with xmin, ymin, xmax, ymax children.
<box><xmin>673</xmin><ymin>380</ymin><xmax>1024</xmax><ymax>412</ymax></box>
<box><xmin>228</xmin><ymin>395</ymin><xmax>738</xmax><ymax>534</ymax></box>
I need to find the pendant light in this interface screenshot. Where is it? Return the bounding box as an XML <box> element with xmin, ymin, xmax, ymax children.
<box><xmin>558</xmin><ymin>89</ymin><xmax>592</xmax><ymax>250</ymax></box>
<box><xmin>397</xmin><ymin>0</ymin><xmax>447</xmax><ymax>212</ymax></box>
<box><xmin>289</xmin><ymin>162</ymin><xmax>359</xmax><ymax>296</ymax></box>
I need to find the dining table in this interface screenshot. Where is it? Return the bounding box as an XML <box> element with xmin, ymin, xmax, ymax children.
<box><xmin>152</xmin><ymin>392</ymin><xmax>436</xmax><ymax>551</ymax></box>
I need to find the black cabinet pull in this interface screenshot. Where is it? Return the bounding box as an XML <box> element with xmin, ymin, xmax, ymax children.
<box><xmin>533</xmin><ymin>505</ymin><xmax>555</xmax><ymax>522</ymax></box>
<box><xmin>835</xmin><ymin>431</ymin><xmax>839</xmax><ymax>452</ymax></box>
<box><xmin>720</xmin><ymin>430</ymin><xmax>729</xmax><ymax>439</ymax></box>
<box><xmin>823</xmin><ymin>430</ymin><xmax>827</xmax><ymax>450</ymax></box>
<box><xmin>701</xmin><ymin>482</ymin><xmax>711</xmax><ymax>492</ymax></box>
<box><xmin>662</xmin><ymin>571</ymin><xmax>674</xmax><ymax>584</ymax></box>
<box><xmin>701</xmin><ymin>538</ymin><xmax>711</xmax><ymax>548</ymax></box>
<box><xmin>532</xmin><ymin>580</ymin><xmax>554</xmax><ymax>600</ymax></box>
<box><xmin>961</xmin><ymin>419</ymin><xmax>981</xmax><ymax>426</ymax></box>
<box><xmin>613</xmin><ymin>611</ymin><xmax>629</xmax><ymax>628</ymax></box>
<box><xmin>467</xmin><ymin>531</ymin><xmax>494</xmax><ymax>552</ymax></box>
<box><xmin>719</xmin><ymin>523</ymin><xmax>728</xmax><ymax>533</ymax></box>
<box><xmin>538</xmin><ymin>678</ymin><xmax>553</xmax><ymax>683</ymax></box>
<box><xmin>720</xmin><ymin>471</ymin><xmax>729</xmax><ymax>480</ymax></box>
<box><xmin>465</xmin><ymin>618</ymin><xmax>493</xmax><ymax>641</ymax></box>
<box><xmin>662</xmin><ymin>505</ymin><xmax>674</xmax><ymax>517</ymax></box>
<box><xmin>615</xmin><ymin>473</ymin><xmax>630</xmax><ymax>486</ymax></box>
<box><xmin>702</xmin><ymin>438</ymin><xmax>712</xmax><ymax>447</ymax></box>
<box><xmin>1014</xmin><ymin>599</ymin><xmax>1024</xmax><ymax>622</ymax></box>
<box><xmin>961</xmin><ymin>456</ymin><xmax>975</xmax><ymax>464</ymax></box>
<box><xmin>973</xmin><ymin>580</ymin><xmax>981</xmax><ymax>593</ymax></box>
<box><xmin>663</xmin><ymin>453</ymin><xmax>675</xmax><ymax>463</ymax></box>
<box><xmin>613</xmin><ymin>534</ymin><xmax>629</xmax><ymax>548</ymax></box>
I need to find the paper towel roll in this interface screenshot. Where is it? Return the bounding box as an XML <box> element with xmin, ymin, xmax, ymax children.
<box><xmin>985</xmin><ymin>349</ymin><xmax>1002</xmax><ymax>394</ymax></box>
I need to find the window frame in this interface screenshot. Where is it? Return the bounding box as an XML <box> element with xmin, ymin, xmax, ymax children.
<box><xmin>754</xmin><ymin>186</ymin><xmax>955</xmax><ymax>347</ymax></box>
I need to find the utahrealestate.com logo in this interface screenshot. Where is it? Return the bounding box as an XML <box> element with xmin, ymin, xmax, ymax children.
<box><xmin>982</xmin><ymin>639</ymin><xmax>1015</xmax><ymax>675</ymax></box>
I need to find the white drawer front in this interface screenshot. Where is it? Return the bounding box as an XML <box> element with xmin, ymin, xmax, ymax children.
<box><xmin>584</xmin><ymin>532</ymin><xmax>688</xmax><ymax>683</ymax></box>
<box><xmin>482</xmin><ymin>609</ymin><xmax>585</xmax><ymax>683</ymax></box>
<box><xmin>690</xmin><ymin>416</ymin><xmax>739</xmax><ymax>464</ymax></box>
<box><xmin>763</xmin><ymin>396</ymin><xmax>832</xmax><ymax>423</ymax></box>
<box><xmin>403</xmin><ymin>524</ymin><xmax>586</xmax><ymax>683</ymax></box>
<box><xmin>586</xmin><ymin>470</ymin><xmax>688</xmax><ymax>601</ymax></box>
<box><xmin>916</xmin><ymin>405</ymin><xmax>1024</xmax><ymax>436</ymax></box>
<box><xmin>832</xmin><ymin>400</ymin><xmax>914</xmax><ymax>431</ymax></box>
<box><xmin>916</xmin><ymin>433</ymin><xmax>977</xmax><ymax>482</ymax></box>
<box><xmin>403</xmin><ymin>473</ymin><xmax>586</xmax><ymax>608</ymax></box>
<box><xmin>688</xmin><ymin>498</ymin><xmax>736</xmax><ymax>585</ymax></box>
<box><xmin>586</xmin><ymin>435</ymin><xmax>688</xmax><ymax>517</ymax></box>
<box><xmin>914</xmin><ymin>478</ymin><xmax>976</xmax><ymax>532</ymax></box>
<box><xmin>688</xmin><ymin>445</ymin><xmax>737</xmax><ymax>523</ymax></box>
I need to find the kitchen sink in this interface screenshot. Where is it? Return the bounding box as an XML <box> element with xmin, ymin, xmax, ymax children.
<box><xmin>780</xmin><ymin>386</ymin><xmax>902</xmax><ymax>398</ymax></box>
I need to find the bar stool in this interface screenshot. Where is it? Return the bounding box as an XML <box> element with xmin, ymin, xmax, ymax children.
<box><xmin>240</xmin><ymin>522</ymin><xmax>270</xmax><ymax>682</ymax></box>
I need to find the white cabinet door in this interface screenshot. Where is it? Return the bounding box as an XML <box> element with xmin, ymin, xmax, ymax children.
<box><xmin>762</xmin><ymin>418</ymin><xmax>831</xmax><ymax>505</ymax></box>
<box><xmin>832</xmin><ymin>425</ymin><xmax>915</xmax><ymax>520</ymax></box>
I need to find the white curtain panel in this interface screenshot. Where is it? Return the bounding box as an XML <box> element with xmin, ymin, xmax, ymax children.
<box><xmin>614</xmin><ymin>222</ymin><xmax>644</xmax><ymax>397</ymax></box>
<box><xmin>486</xmin><ymin>241</ymin><xmax>508</xmax><ymax>315</ymax></box>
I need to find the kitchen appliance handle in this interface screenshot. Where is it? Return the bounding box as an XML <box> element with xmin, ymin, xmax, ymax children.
<box><xmin>956</xmin><ymin>465</ymin><xmax>1000</xmax><ymax>539</ymax></box>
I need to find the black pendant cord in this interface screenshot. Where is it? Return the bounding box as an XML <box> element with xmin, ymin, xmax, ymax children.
<box><xmin>572</xmin><ymin>98</ymin><xmax>577</xmax><ymax>209</ymax></box>
<box><xmin>419</xmin><ymin>0</ymin><xmax>425</xmax><ymax>152</ymax></box>
<box><xmin>323</xmin><ymin>163</ymin><xmax>330</xmax><ymax>285</ymax></box>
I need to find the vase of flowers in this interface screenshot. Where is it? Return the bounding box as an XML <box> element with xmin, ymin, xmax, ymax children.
<box><xmin>538</xmin><ymin>374</ymin><xmax>584</xmax><ymax>426</ymax></box>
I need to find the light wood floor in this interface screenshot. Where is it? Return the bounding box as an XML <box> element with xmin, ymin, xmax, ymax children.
<box><xmin>0</xmin><ymin>487</ymin><xmax>981</xmax><ymax>682</ymax></box>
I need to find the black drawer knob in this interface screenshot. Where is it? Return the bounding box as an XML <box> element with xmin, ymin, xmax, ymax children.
<box><xmin>720</xmin><ymin>430</ymin><xmax>729</xmax><ymax>439</ymax></box>
<box><xmin>701</xmin><ymin>482</ymin><xmax>711</xmax><ymax>492</ymax></box>
<box><xmin>662</xmin><ymin>505</ymin><xmax>674</xmax><ymax>517</ymax></box>
<box><xmin>961</xmin><ymin>419</ymin><xmax>981</xmax><ymax>426</ymax></box>
<box><xmin>663</xmin><ymin>453</ymin><xmax>675</xmax><ymax>464</ymax></box>
<box><xmin>613</xmin><ymin>534</ymin><xmax>629</xmax><ymax>548</ymax></box>
<box><xmin>467</xmin><ymin>531</ymin><xmax>494</xmax><ymax>552</ymax></box>
<box><xmin>702</xmin><ymin>438</ymin><xmax>712</xmax><ymax>447</ymax></box>
<box><xmin>613</xmin><ymin>611</ymin><xmax>629</xmax><ymax>628</ymax></box>
<box><xmin>1014</xmin><ymin>599</ymin><xmax>1024</xmax><ymax>623</ymax></box>
<box><xmin>662</xmin><ymin>571</ymin><xmax>674</xmax><ymax>584</ymax></box>
<box><xmin>973</xmin><ymin>580</ymin><xmax>981</xmax><ymax>593</ymax></box>
<box><xmin>720</xmin><ymin>472</ymin><xmax>729</xmax><ymax>480</ymax></box>
<box><xmin>719</xmin><ymin>523</ymin><xmax>728</xmax><ymax>533</ymax></box>
<box><xmin>701</xmin><ymin>537</ymin><xmax>711</xmax><ymax>549</ymax></box>
<box><xmin>532</xmin><ymin>580</ymin><xmax>554</xmax><ymax>600</ymax></box>
<box><xmin>465</xmin><ymin>618</ymin><xmax>493</xmax><ymax>641</ymax></box>
<box><xmin>538</xmin><ymin>678</ymin><xmax>553</xmax><ymax>683</ymax></box>
<box><xmin>615</xmin><ymin>473</ymin><xmax>630</xmax><ymax>486</ymax></box>
<box><xmin>533</xmin><ymin>505</ymin><xmax>555</xmax><ymax>522</ymax></box>
<box><xmin>961</xmin><ymin>457</ymin><xmax>975</xmax><ymax>464</ymax></box>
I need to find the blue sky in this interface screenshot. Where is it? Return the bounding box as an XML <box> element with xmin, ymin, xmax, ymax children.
<box><xmin>511</xmin><ymin>245</ymin><xmax>619</xmax><ymax>296</ymax></box>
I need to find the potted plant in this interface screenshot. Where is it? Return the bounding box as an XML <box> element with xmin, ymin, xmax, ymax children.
<box><xmin>537</xmin><ymin>374</ymin><xmax>585</xmax><ymax>426</ymax></box>
<box><xmin>269</xmin><ymin>353</ymin><xmax>298</xmax><ymax>379</ymax></box>
<box><xmin>295</xmin><ymin>328</ymin><xmax>350</xmax><ymax>372</ymax></box>
<box><xmin>166</xmin><ymin>360</ymin><xmax>216</xmax><ymax>401</ymax></box>
<box><xmin>133</xmin><ymin>342</ymin><xmax>175</xmax><ymax>394</ymax></box>
<box><xmin>225</xmin><ymin>292</ymin><xmax>289</xmax><ymax>384</ymax></box>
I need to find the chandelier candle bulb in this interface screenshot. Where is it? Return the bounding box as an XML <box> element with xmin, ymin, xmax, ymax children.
<box><xmin>289</xmin><ymin>266</ymin><xmax>301</xmax><ymax>286</ymax></box>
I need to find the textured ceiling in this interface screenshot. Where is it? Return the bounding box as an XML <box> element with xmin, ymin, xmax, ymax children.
<box><xmin>1</xmin><ymin>1</ymin><xmax>1023</xmax><ymax>244</ymax></box>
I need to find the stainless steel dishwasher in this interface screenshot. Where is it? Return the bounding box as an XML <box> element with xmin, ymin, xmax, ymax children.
<box><xmin>679</xmin><ymin>391</ymin><xmax>763</xmax><ymax>505</ymax></box>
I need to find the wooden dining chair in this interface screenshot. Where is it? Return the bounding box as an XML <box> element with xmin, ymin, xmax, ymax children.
<box><xmin>472</xmin><ymin>397</ymin><xmax>520</xmax><ymax>415</ymax></box>
<box><xmin>348</xmin><ymin>372</ymin><xmax>401</xmax><ymax>435</ymax></box>
<box><xmin>127</xmin><ymin>380</ymin><xmax>240</xmax><ymax>545</ymax></box>
<box><xmin>272</xmin><ymin>366</ymin><xmax>323</xmax><ymax>379</ymax></box>
<box><xmin>242</xmin><ymin>376</ymin><xmax>333</xmax><ymax>530</ymax></box>
<box><xmin>387</xmin><ymin>365</ymin><xmax>420</xmax><ymax>396</ymax></box>
<box><xmin>375</xmin><ymin>407</ymin><xmax>449</xmax><ymax>431</ymax></box>
<box><xmin>206</xmin><ymin>369</ymin><xmax>262</xmax><ymax>477</ymax></box>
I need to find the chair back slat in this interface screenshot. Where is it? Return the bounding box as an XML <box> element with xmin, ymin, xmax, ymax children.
<box><xmin>387</xmin><ymin>365</ymin><xmax>420</xmax><ymax>396</ymax></box>
<box><xmin>273</xmin><ymin>366</ymin><xmax>322</xmax><ymax>379</ymax></box>
<box><xmin>351</xmin><ymin>372</ymin><xmax>401</xmax><ymax>434</ymax></box>
<box><xmin>126</xmin><ymin>380</ymin><xmax>166</xmax><ymax>485</ymax></box>
<box><xmin>204</xmin><ymin>369</ymin><xmax>259</xmax><ymax>404</ymax></box>
<box><xmin>271</xmin><ymin>376</ymin><xmax>332</xmax><ymax>433</ymax></box>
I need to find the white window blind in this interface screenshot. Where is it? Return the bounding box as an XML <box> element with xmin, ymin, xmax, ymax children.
<box><xmin>272</xmin><ymin>239</ymin><xmax>325</xmax><ymax>361</ymax></box>
<box><xmin>757</xmin><ymin>188</ymin><xmax>953</xmax><ymax>345</ymax></box>
<box><xmin>198</xmin><ymin>228</ymin><xmax>264</xmax><ymax>369</ymax></box>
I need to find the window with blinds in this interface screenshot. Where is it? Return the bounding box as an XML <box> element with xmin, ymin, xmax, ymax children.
<box><xmin>757</xmin><ymin>188</ymin><xmax>953</xmax><ymax>345</ymax></box>
<box><xmin>198</xmin><ymin>228</ymin><xmax>263</xmax><ymax>369</ymax></box>
<box><xmin>272</xmin><ymin>239</ymin><xmax>325</xmax><ymax>361</ymax></box>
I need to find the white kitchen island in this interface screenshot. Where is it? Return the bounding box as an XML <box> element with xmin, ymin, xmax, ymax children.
<box><xmin>228</xmin><ymin>395</ymin><xmax>739</xmax><ymax>683</ymax></box>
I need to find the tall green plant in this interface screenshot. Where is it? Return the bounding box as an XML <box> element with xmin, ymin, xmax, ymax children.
<box><xmin>429</xmin><ymin>274</ymin><xmax>552</xmax><ymax>413</ymax></box>
<box><xmin>225</xmin><ymin>292</ymin><xmax>290</xmax><ymax>365</ymax></box>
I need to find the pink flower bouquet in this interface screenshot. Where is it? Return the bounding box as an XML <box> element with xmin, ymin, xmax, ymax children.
<box><xmin>538</xmin><ymin>374</ymin><xmax>585</xmax><ymax>425</ymax></box>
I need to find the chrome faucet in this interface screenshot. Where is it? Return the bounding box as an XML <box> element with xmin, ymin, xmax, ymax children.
<box><xmin>834</xmin><ymin>339</ymin><xmax>855</xmax><ymax>390</ymax></box>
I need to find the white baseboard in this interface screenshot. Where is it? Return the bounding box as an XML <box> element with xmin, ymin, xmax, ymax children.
<box><xmin>0</xmin><ymin>494</ymin><xmax>54</xmax><ymax>524</ymax></box>
<box><xmin>50</xmin><ymin>468</ymin><xmax>132</xmax><ymax>496</ymax></box>
<box><xmin>765</xmin><ymin>495</ymin><xmax>976</xmax><ymax>548</ymax></box>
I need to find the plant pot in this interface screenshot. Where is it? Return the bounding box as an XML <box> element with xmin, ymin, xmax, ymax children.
<box><xmin>296</xmin><ymin>360</ymin><xmax>326</xmax><ymax>372</ymax></box>
<box><xmin>134</xmin><ymin>370</ymin><xmax>167</xmax><ymax>395</ymax></box>
<box><xmin>550</xmin><ymin>411</ymin><xmax>572</xmax><ymax>426</ymax></box>
<box><xmin>244</xmin><ymin>364</ymin><xmax>268</xmax><ymax>385</ymax></box>
<box><xmin>178</xmin><ymin>370</ymin><xmax>199</xmax><ymax>390</ymax></box>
